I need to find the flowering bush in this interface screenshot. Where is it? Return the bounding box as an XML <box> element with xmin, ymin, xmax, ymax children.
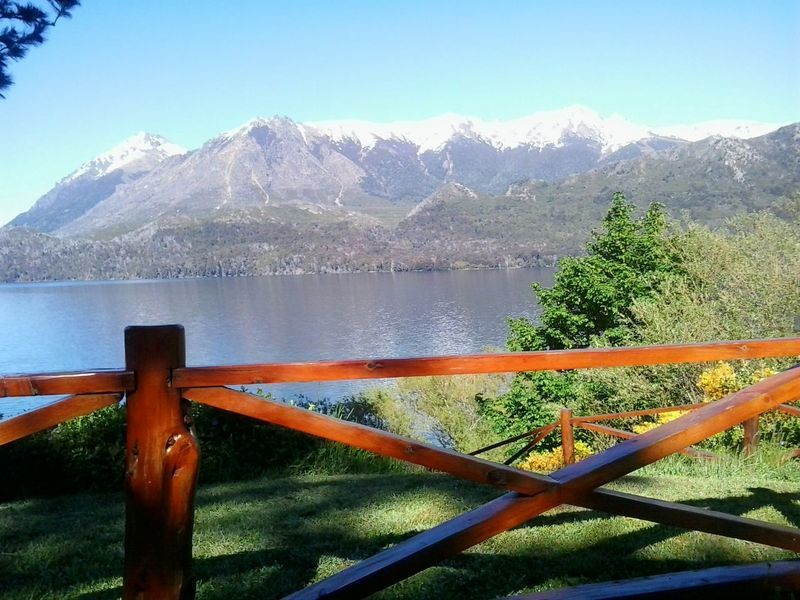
<box><xmin>695</xmin><ymin>362</ymin><xmax>797</xmax><ymax>450</ymax></box>
<box><xmin>518</xmin><ymin>440</ymin><xmax>594</xmax><ymax>473</ymax></box>
<box><xmin>697</xmin><ymin>362</ymin><xmax>739</xmax><ymax>401</ymax></box>
<box><xmin>631</xmin><ymin>410</ymin><xmax>685</xmax><ymax>435</ymax></box>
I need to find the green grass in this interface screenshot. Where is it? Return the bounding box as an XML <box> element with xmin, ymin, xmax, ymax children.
<box><xmin>1</xmin><ymin>464</ymin><xmax>798</xmax><ymax>599</ymax></box>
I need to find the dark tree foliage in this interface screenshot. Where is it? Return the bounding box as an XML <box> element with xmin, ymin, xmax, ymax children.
<box><xmin>480</xmin><ymin>193</ymin><xmax>682</xmax><ymax>437</ymax></box>
<box><xmin>0</xmin><ymin>0</ymin><xmax>79</xmax><ymax>97</ymax></box>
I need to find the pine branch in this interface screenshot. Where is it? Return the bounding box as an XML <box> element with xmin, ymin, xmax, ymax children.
<box><xmin>0</xmin><ymin>0</ymin><xmax>80</xmax><ymax>97</ymax></box>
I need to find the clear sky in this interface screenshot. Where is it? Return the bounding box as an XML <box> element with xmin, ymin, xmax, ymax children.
<box><xmin>1</xmin><ymin>0</ymin><xmax>798</xmax><ymax>225</ymax></box>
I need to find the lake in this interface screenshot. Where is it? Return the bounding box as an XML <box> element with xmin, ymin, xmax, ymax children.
<box><xmin>0</xmin><ymin>268</ymin><xmax>553</xmax><ymax>418</ymax></box>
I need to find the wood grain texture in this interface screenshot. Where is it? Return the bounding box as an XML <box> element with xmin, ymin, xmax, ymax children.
<box><xmin>280</xmin><ymin>366</ymin><xmax>800</xmax><ymax>598</ymax></box>
<box><xmin>560</xmin><ymin>408</ymin><xmax>575</xmax><ymax>465</ymax></box>
<box><xmin>743</xmin><ymin>417</ymin><xmax>759</xmax><ymax>456</ymax></box>
<box><xmin>0</xmin><ymin>394</ymin><xmax>121</xmax><ymax>446</ymax></box>
<box><xmin>0</xmin><ymin>370</ymin><xmax>133</xmax><ymax>398</ymax></box>
<box><xmin>570</xmin><ymin>403</ymin><xmax>703</xmax><ymax>423</ymax></box>
<box><xmin>173</xmin><ymin>338</ymin><xmax>800</xmax><ymax>388</ymax></box>
<box><xmin>185</xmin><ymin>386</ymin><xmax>559</xmax><ymax>496</ymax></box>
<box><xmin>123</xmin><ymin>325</ymin><xmax>199</xmax><ymax>600</ymax></box>
<box><xmin>577</xmin><ymin>488</ymin><xmax>800</xmax><ymax>553</ymax></box>
<box><xmin>506</xmin><ymin>560</ymin><xmax>800</xmax><ymax>599</ymax></box>
<box><xmin>576</xmin><ymin>422</ymin><xmax>716</xmax><ymax>459</ymax></box>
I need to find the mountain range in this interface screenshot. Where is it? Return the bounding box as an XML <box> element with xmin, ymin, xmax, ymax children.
<box><xmin>2</xmin><ymin>106</ymin><xmax>798</xmax><ymax>282</ymax></box>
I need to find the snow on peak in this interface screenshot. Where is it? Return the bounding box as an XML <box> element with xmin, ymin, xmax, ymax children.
<box><xmin>653</xmin><ymin>120</ymin><xmax>780</xmax><ymax>142</ymax></box>
<box><xmin>307</xmin><ymin>106</ymin><xmax>652</xmax><ymax>153</ymax></box>
<box><xmin>68</xmin><ymin>133</ymin><xmax>186</xmax><ymax>181</ymax></box>
<box><xmin>216</xmin><ymin>109</ymin><xmax>784</xmax><ymax>154</ymax></box>
<box><xmin>302</xmin><ymin>114</ymin><xmax>470</xmax><ymax>152</ymax></box>
<box><xmin>222</xmin><ymin>116</ymin><xmax>302</xmax><ymax>140</ymax></box>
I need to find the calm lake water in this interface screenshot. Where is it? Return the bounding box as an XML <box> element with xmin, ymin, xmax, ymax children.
<box><xmin>0</xmin><ymin>268</ymin><xmax>553</xmax><ymax>418</ymax></box>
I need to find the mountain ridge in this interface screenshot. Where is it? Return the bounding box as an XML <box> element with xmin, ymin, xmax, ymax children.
<box><xmin>1</xmin><ymin>111</ymin><xmax>797</xmax><ymax>283</ymax></box>
<box><xmin>10</xmin><ymin>107</ymin><xmax>787</xmax><ymax>237</ymax></box>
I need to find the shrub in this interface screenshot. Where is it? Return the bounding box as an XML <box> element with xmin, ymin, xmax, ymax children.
<box><xmin>485</xmin><ymin>194</ymin><xmax>681</xmax><ymax>438</ymax></box>
<box><xmin>0</xmin><ymin>403</ymin><xmax>126</xmax><ymax>500</ymax></box>
<box><xmin>0</xmin><ymin>392</ymin><xmax>396</xmax><ymax>501</ymax></box>
<box><xmin>631</xmin><ymin>410</ymin><xmax>685</xmax><ymax>435</ymax></box>
<box><xmin>517</xmin><ymin>440</ymin><xmax>594</xmax><ymax>473</ymax></box>
<box><xmin>366</xmin><ymin>374</ymin><xmax>507</xmax><ymax>456</ymax></box>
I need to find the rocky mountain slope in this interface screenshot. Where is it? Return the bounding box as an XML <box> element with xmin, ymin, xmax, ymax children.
<box><xmin>15</xmin><ymin>106</ymin><xmax>778</xmax><ymax>238</ymax></box>
<box><xmin>402</xmin><ymin>123</ymin><xmax>800</xmax><ymax>252</ymax></box>
<box><xmin>2</xmin><ymin>110</ymin><xmax>796</xmax><ymax>283</ymax></box>
<box><xmin>9</xmin><ymin>133</ymin><xmax>185</xmax><ymax>233</ymax></box>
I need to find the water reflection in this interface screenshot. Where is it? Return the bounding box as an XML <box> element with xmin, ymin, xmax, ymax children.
<box><xmin>0</xmin><ymin>268</ymin><xmax>552</xmax><ymax>416</ymax></box>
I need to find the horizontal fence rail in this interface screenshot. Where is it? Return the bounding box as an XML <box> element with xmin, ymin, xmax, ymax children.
<box><xmin>0</xmin><ymin>370</ymin><xmax>133</xmax><ymax>398</ymax></box>
<box><xmin>172</xmin><ymin>338</ymin><xmax>800</xmax><ymax>387</ymax></box>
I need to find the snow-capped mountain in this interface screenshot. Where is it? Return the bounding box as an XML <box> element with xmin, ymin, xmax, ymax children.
<box><xmin>654</xmin><ymin>120</ymin><xmax>780</xmax><ymax>142</ymax></box>
<box><xmin>9</xmin><ymin>108</ymin><xmax>788</xmax><ymax>237</ymax></box>
<box><xmin>302</xmin><ymin>106</ymin><xmax>776</xmax><ymax>153</ymax></box>
<box><xmin>2</xmin><ymin>120</ymin><xmax>797</xmax><ymax>283</ymax></box>
<box><xmin>306</xmin><ymin>106</ymin><xmax>654</xmax><ymax>154</ymax></box>
<box><xmin>10</xmin><ymin>133</ymin><xmax>185</xmax><ymax>233</ymax></box>
<box><xmin>65</xmin><ymin>132</ymin><xmax>186</xmax><ymax>182</ymax></box>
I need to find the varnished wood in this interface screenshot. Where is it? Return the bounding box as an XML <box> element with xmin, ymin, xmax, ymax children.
<box><xmin>285</xmin><ymin>367</ymin><xmax>800</xmax><ymax>598</ymax></box>
<box><xmin>123</xmin><ymin>326</ymin><xmax>199</xmax><ymax>600</ymax></box>
<box><xmin>183</xmin><ymin>385</ymin><xmax>800</xmax><ymax>578</ymax></box>
<box><xmin>185</xmin><ymin>386</ymin><xmax>563</xmax><ymax>497</ymax></box>
<box><xmin>3</xmin><ymin>333</ymin><xmax>800</xmax><ymax>599</ymax></box>
<box><xmin>571</xmin><ymin>403</ymin><xmax>703</xmax><ymax>423</ymax></box>
<box><xmin>560</xmin><ymin>408</ymin><xmax>575</xmax><ymax>465</ymax></box>
<box><xmin>743</xmin><ymin>417</ymin><xmax>759</xmax><ymax>456</ymax></box>
<box><xmin>0</xmin><ymin>394</ymin><xmax>121</xmax><ymax>446</ymax></box>
<box><xmin>777</xmin><ymin>403</ymin><xmax>800</xmax><ymax>417</ymax></box>
<box><xmin>578</xmin><ymin>488</ymin><xmax>800</xmax><ymax>552</ymax></box>
<box><xmin>576</xmin><ymin>422</ymin><xmax>716</xmax><ymax>459</ymax></box>
<box><xmin>506</xmin><ymin>560</ymin><xmax>800</xmax><ymax>598</ymax></box>
<box><xmin>184</xmin><ymin>386</ymin><xmax>791</xmax><ymax>558</ymax></box>
<box><xmin>0</xmin><ymin>370</ymin><xmax>133</xmax><ymax>398</ymax></box>
<box><xmin>172</xmin><ymin>338</ymin><xmax>800</xmax><ymax>388</ymax></box>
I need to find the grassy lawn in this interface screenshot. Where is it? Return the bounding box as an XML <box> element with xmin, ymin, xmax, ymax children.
<box><xmin>1</xmin><ymin>466</ymin><xmax>798</xmax><ymax>599</ymax></box>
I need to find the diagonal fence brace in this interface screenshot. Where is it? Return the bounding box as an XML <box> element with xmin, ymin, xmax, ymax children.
<box><xmin>185</xmin><ymin>366</ymin><xmax>800</xmax><ymax>598</ymax></box>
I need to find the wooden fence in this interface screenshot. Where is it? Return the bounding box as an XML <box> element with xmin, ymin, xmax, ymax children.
<box><xmin>473</xmin><ymin>400</ymin><xmax>800</xmax><ymax>467</ymax></box>
<box><xmin>1</xmin><ymin>326</ymin><xmax>800</xmax><ymax>598</ymax></box>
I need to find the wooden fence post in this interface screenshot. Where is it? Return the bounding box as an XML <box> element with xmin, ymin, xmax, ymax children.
<box><xmin>560</xmin><ymin>408</ymin><xmax>575</xmax><ymax>465</ymax></box>
<box><xmin>123</xmin><ymin>325</ymin><xmax>199</xmax><ymax>600</ymax></box>
<box><xmin>743</xmin><ymin>417</ymin><xmax>759</xmax><ymax>456</ymax></box>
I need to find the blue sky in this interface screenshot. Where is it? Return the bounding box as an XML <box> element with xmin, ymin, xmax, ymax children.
<box><xmin>1</xmin><ymin>0</ymin><xmax>798</xmax><ymax>225</ymax></box>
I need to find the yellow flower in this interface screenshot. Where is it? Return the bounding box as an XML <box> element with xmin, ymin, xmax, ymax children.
<box><xmin>632</xmin><ymin>410</ymin><xmax>685</xmax><ymax>434</ymax></box>
<box><xmin>518</xmin><ymin>440</ymin><xmax>593</xmax><ymax>473</ymax></box>
<box><xmin>750</xmin><ymin>367</ymin><xmax>777</xmax><ymax>384</ymax></box>
<box><xmin>697</xmin><ymin>362</ymin><xmax>738</xmax><ymax>401</ymax></box>
<box><xmin>697</xmin><ymin>362</ymin><xmax>778</xmax><ymax>402</ymax></box>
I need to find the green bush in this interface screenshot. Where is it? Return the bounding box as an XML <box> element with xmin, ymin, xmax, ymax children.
<box><xmin>0</xmin><ymin>393</ymin><xmax>396</xmax><ymax>501</ymax></box>
<box><xmin>483</xmin><ymin>193</ymin><xmax>681</xmax><ymax>438</ymax></box>
<box><xmin>365</xmin><ymin>374</ymin><xmax>506</xmax><ymax>457</ymax></box>
<box><xmin>0</xmin><ymin>403</ymin><xmax>126</xmax><ymax>500</ymax></box>
<box><xmin>583</xmin><ymin>211</ymin><xmax>800</xmax><ymax>419</ymax></box>
<box><xmin>490</xmin><ymin>200</ymin><xmax>799</xmax><ymax>454</ymax></box>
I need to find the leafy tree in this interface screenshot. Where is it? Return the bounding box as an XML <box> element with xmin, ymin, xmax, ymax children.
<box><xmin>0</xmin><ymin>0</ymin><xmax>79</xmax><ymax>97</ymax></box>
<box><xmin>481</xmin><ymin>193</ymin><xmax>682</xmax><ymax>436</ymax></box>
